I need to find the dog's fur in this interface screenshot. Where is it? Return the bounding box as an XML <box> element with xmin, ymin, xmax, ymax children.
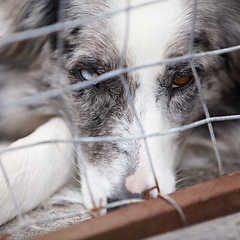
<box><xmin>0</xmin><ymin>0</ymin><xmax>240</xmax><ymax>225</ymax></box>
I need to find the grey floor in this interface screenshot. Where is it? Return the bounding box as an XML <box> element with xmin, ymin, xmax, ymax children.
<box><xmin>147</xmin><ymin>211</ymin><xmax>240</xmax><ymax>240</ymax></box>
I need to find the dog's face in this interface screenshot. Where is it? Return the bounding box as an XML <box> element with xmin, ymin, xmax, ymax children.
<box><xmin>63</xmin><ymin>0</ymin><xmax>240</xmax><ymax>208</ymax></box>
<box><xmin>1</xmin><ymin>0</ymin><xmax>240</xmax><ymax>209</ymax></box>
<box><xmin>65</xmin><ymin>0</ymin><xmax>193</xmax><ymax>206</ymax></box>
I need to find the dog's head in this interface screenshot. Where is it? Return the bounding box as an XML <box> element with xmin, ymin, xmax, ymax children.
<box><xmin>1</xmin><ymin>0</ymin><xmax>240</xmax><ymax>209</ymax></box>
<box><xmin>67</xmin><ymin>0</ymin><xmax>240</xmax><ymax>208</ymax></box>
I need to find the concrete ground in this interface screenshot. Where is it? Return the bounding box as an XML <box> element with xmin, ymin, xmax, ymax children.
<box><xmin>147</xmin><ymin>211</ymin><xmax>240</xmax><ymax>240</ymax></box>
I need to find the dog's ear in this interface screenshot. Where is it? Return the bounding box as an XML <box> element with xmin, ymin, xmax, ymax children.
<box><xmin>0</xmin><ymin>0</ymin><xmax>59</xmax><ymax>66</ymax></box>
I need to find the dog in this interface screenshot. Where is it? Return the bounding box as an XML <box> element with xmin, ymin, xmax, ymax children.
<box><xmin>0</xmin><ymin>0</ymin><xmax>240</xmax><ymax>226</ymax></box>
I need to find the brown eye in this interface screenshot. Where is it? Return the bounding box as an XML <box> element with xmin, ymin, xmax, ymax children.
<box><xmin>172</xmin><ymin>75</ymin><xmax>193</xmax><ymax>89</ymax></box>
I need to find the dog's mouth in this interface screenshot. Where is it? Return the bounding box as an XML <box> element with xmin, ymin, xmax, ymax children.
<box><xmin>106</xmin><ymin>194</ymin><xmax>146</xmax><ymax>212</ymax></box>
<box><xmin>106</xmin><ymin>184</ymin><xmax>160</xmax><ymax>212</ymax></box>
<box><xmin>107</xmin><ymin>192</ymin><xmax>146</xmax><ymax>204</ymax></box>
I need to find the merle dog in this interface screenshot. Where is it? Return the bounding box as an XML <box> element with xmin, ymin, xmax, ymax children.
<box><xmin>0</xmin><ymin>0</ymin><xmax>240</xmax><ymax>225</ymax></box>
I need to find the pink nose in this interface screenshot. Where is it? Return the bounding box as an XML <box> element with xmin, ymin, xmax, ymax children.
<box><xmin>125</xmin><ymin>161</ymin><xmax>149</xmax><ymax>194</ymax></box>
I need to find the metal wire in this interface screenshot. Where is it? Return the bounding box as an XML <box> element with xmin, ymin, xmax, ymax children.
<box><xmin>1</xmin><ymin>44</ymin><xmax>240</xmax><ymax>112</ymax></box>
<box><xmin>5</xmin><ymin>198</ymin><xmax>145</xmax><ymax>236</ymax></box>
<box><xmin>0</xmin><ymin>0</ymin><xmax>168</xmax><ymax>45</ymax></box>
<box><xmin>0</xmin><ymin>0</ymin><xmax>239</xmax><ymax>237</ymax></box>
<box><xmin>190</xmin><ymin>61</ymin><xmax>224</xmax><ymax>176</ymax></box>
<box><xmin>118</xmin><ymin>0</ymin><xmax>161</xmax><ymax>196</ymax></box>
<box><xmin>55</xmin><ymin>0</ymin><xmax>96</xmax><ymax>209</ymax></box>
<box><xmin>188</xmin><ymin>0</ymin><xmax>223</xmax><ymax>176</ymax></box>
<box><xmin>1</xmin><ymin>114</ymin><xmax>240</xmax><ymax>156</ymax></box>
<box><xmin>0</xmin><ymin>157</ymin><xmax>23</xmax><ymax>224</ymax></box>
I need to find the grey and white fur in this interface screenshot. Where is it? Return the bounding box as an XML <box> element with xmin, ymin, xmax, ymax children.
<box><xmin>0</xmin><ymin>0</ymin><xmax>240</xmax><ymax>225</ymax></box>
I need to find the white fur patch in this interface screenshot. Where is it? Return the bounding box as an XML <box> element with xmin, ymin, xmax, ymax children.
<box><xmin>0</xmin><ymin>118</ymin><xmax>75</xmax><ymax>225</ymax></box>
<box><xmin>81</xmin><ymin>0</ymin><xmax>191</xmax><ymax>207</ymax></box>
<box><xmin>110</xmin><ymin>0</ymin><xmax>187</xmax><ymax>196</ymax></box>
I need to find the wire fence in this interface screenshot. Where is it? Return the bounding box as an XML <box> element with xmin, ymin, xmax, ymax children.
<box><xmin>1</xmin><ymin>0</ymin><xmax>240</xmax><ymax>238</ymax></box>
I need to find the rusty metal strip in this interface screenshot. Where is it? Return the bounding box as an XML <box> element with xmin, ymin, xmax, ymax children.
<box><xmin>30</xmin><ymin>171</ymin><xmax>240</xmax><ymax>240</ymax></box>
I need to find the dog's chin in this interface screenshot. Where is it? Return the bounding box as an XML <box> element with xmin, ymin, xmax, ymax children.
<box><xmin>81</xmin><ymin>163</ymin><xmax>176</xmax><ymax>212</ymax></box>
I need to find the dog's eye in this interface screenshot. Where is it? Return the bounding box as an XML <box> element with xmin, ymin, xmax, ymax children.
<box><xmin>78</xmin><ymin>69</ymin><xmax>99</xmax><ymax>82</ymax></box>
<box><xmin>172</xmin><ymin>75</ymin><xmax>193</xmax><ymax>89</ymax></box>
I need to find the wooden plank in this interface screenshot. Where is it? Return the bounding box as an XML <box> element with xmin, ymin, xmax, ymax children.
<box><xmin>30</xmin><ymin>171</ymin><xmax>240</xmax><ymax>240</ymax></box>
